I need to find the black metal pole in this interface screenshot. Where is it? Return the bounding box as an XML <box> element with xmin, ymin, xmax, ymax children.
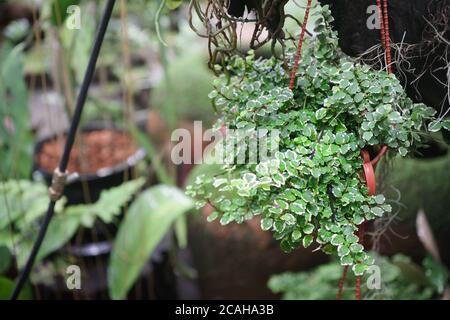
<box><xmin>10</xmin><ymin>0</ymin><xmax>117</xmax><ymax>300</ymax></box>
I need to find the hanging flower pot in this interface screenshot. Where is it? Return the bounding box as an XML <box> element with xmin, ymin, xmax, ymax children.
<box><xmin>187</xmin><ymin>5</ymin><xmax>447</xmax><ymax>285</ymax></box>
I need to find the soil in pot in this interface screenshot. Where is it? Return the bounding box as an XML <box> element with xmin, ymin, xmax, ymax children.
<box><xmin>33</xmin><ymin>125</ymin><xmax>145</xmax><ymax>205</ymax></box>
<box><xmin>36</xmin><ymin>130</ymin><xmax>138</xmax><ymax>175</ymax></box>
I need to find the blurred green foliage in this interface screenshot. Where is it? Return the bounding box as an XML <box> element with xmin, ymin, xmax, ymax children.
<box><xmin>0</xmin><ymin>178</ymin><xmax>145</xmax><ymax>269</ymax></box>
<box><xmin>386</xmin><ymin>150</ymin><xmax>450</xmax><ymax>242</ymax></box>
<box><xmin>0</xmin><ymin>42</ymin><xmax>32</xmax><ymax>179</ymax></box>
<box><xmin>0</xmin><ymin>277</ymin><xmax>32</xmax><ymax>300</ymax></box>
<box><xmin>108</xmin><ymin>184</ymin><xmax>194</xmax><ymax>299</ymax></box>
<box><xmin>268</xmin><ymin>253</ymin><xmax>447</xmax><ymax>300</ymax></box>
<box><xmin>151</xmin><ymin>49</ymin><xmax>215</xmax><ymax>128</ymax></box>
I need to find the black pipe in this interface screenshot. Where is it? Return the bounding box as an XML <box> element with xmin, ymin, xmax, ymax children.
<box><xmin>10</xmin><ymin>0</ymin><xmax>117</xmax><ymax>300</ymax></box>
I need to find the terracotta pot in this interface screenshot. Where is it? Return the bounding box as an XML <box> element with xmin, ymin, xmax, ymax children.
<box><xmin>187</xmin><ymin>204</ymin><xmax>328</xmax><ymax>299</ymax></box>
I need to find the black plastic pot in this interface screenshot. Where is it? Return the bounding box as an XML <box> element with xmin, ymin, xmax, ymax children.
<box><xmin>34</xmin><ymin>240</ymin><xmax>159</xmax><ymax>300</ymax></box>
<box><xmin>29</xmin><ymin>122</ymin><xmax>148</xmax><ymax>299</ymax></box>
<box><xmin>32</xmin><ymin>122</ymin><xmax>146</xmax><ymax>206</ymax></box>
<box><xmin>29</xmin><ymin>121</ymin><xmax>184</xmax><ymax>300</ymax></box>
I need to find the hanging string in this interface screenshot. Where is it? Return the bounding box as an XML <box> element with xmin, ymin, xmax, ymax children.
<box><xmin>336</xmin><ymin>265</ymin><xmax>348</xmax><ymax>300</ymax></box>
<box><xmin>289</xmin><ymin>0</ymin><xmax>313</xmax><ymax>90</ymax></box>
<box><xmin>336</xmin><ymin>0</ymin><xmax>392</xmax><ymax>301</ymax></box>
<box><xmin>355</xmin><ymin>274</ymin><xmax>362</xmax><ymax>300</ymax></box>
<box><xmin>10</xmin><ymin>0</ymin><xmax>117</xmax><ymax>300</ymax></box>
<box><xmin>382</xmin><ymin>0</ymin><xmax>392</xmax><ymax>73</ymax></box>
<box><xmin>377</xmin><ymin>0</ymin><xmax>392</xmax><ymax>73</ymax></box>
<box><xmin>354</xmin><ymin>0</ymin><xmax>391</xmax><ymax>300</ymax></box>
<box><xmin>376</xmin><ymin>0</ymin><xmax>386</xmax><ymax>49</ymax></box>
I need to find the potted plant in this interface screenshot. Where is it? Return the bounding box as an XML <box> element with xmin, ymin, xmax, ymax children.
<box><xmin>32</xmin><ymin>121</ymin><xmax>146</xmax><ymax>205</ymax></box>
<box><xmin>187</xmin><ymin>5</ymin><xmax>448</xmax><ymax>287</ymax></box>
<box><xmin>0</xmin><ymin>174</ymin><xmax>197</xmax><ymax>300</ymax></box>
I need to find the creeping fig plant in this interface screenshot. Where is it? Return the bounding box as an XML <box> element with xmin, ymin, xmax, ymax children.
<box><xmin>187</xmin><ymin>6</ymin><xmax>442</xmax><ymax>275</ymax></box>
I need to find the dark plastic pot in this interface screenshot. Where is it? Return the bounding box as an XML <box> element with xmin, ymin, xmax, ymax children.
<box><xmin>34</xmin><ymin>240</ymin><xmax>157</xmax><ymax>300</ymax></box>
<box><xmin>30</xmin><ymin>122</ymin><xmax>182</xmax><ymax>300</ymax></box>
<box><xmin>32</xmin><ymin>122</ymin><xmax>146</xmax><ymax>205</ymax></box>
<box><xmin>30</xmin><ymin>122</ymin><xmax>147</xmax><ymax>299</ymax></box>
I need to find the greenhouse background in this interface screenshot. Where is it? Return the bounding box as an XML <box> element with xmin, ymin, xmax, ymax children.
<box><xmin>0</xmin><ymin>0</ymin><xmax>449</xmax><ymax>302</ymax></box>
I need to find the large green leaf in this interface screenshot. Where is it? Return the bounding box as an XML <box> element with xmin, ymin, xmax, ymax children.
<box><xmin>174</xmin><ymin>215</ymin><xmax>188</xmax><ymax>248</ymax></box>
<box><xmin>64</xmin><ymin>177</ymin><xmax>146</xmax><ymax>228</ymax></box>
<box><xmin>108</xmin><ymin>185</ymin><xmax>194</xmax><ymax>299</ymax></box>
<box><xmin>16</xmin><ymin>214</ymin><xmax>80</xmax><ymax>268</ymax></box>
<box><xmin>0</xmin><ymin>43</ymin><xmax>32</xmax><ymax>179</ymax></box>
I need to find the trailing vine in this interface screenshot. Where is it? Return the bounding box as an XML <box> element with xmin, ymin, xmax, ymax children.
<box><xmin>187</xmin><ymin>6</ymin><xmax>448</xmax><ymax>276</ymax></box>
<box><xmin>188</xmin><ymin>0</ymin><xmax>296</xmax><ymax>68</ymax></box>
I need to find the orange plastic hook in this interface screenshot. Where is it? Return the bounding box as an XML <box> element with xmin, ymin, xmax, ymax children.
<box><xmin>361</xmin><ymin>149</ymin><xmax>376</xmax><ymax>196</ymax></box>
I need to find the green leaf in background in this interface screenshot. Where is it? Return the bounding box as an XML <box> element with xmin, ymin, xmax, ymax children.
<box><xmin>108</xmin><ymin>185</ymin><xmax>194</xmax><ymax>299</ymax></box>
<box><xmin>166</xmin><ymin>0</ymin><xmax>183</xmax><ymax>10</ymax></box>
<box><xmin>16</xmin><ymin>214</ymin><xmax>80</xmax><ymax>268</ymax></box>
<box><xmin>128</xmin><ymin>125</ymin><xmax>174</xmax><ymax>185</ymax></box>
<box><xmin>0</xmin><ymin>43</ymin><xmax>33</xmax><ymax>179</ymax></box>
<box><xmin>269</xmin><ymin>253</ymin><xmax>439</xmax><ymax>300</ymax></box>
<box><xmin>0</xmin><ymin>245</ymin><xmax>12</xmax><ymax>274</ymax></box>
<box><xmin>175</xmin><ymin>215</ymin><xmax>188</xmax><ymax>249</ymax></box>
<box><xmin>0</xmin><ymin>180</ymin><xmax>50</xmax><ymax>230</ymax></box>
<box><xmin>0</xmin><ymin>277</ymin><xmax>31</xmax><ymax>300</ymax></box>
<box><xmin>422</xmin><ymin>255</ymin><xmax>449</xmax><ymax>294</ymax></box>
<box><xmin>51</xmin><ymin>0</ymin><xmax>81</xmax><ymax>26</ymax></box>
<box><xmin>65</xmin><ymin>177</ymin><xmax>146</xmax><ymax>227</ymax></box>
<box><xmin>1</xmin><ymin>179</ymin><xmax>145</xmax><ymax>268</ymax></box>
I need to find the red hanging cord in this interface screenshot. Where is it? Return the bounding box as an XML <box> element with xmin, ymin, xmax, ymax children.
<box><xmin>288</xmin><ymin>1</ymin><xmax>390</xmax><ymax>301</ymax></box>
<box><xmin>336</xmin><ymin>265</ymin><xmax>348</xmax><ymax>300</ymax></box>
<box><xmin>289</xmin><ymin>0</ymin><xmax>313</xmax><ymax>90</ymax></box>
<box><xmin>353</xmin><ymin>0</ymin><xmax>392</xmax><ymax>300</ymax></box>
<box><xmin>377</xmin><ymin>0</ymin><xmax>392</xmax><ymax>73</ymax></box>
<box><xmin>376</xmin><ymin>0</ymin><xmax>386</xmax><ymax>49</ymax></box>
<box><xmin>342</xmin><ymin>0</ymin><xmax>392</xmax><ymax>299</ymax></box>
<box><xmin>355</xmin><ymin>275</ymin><xmax>362</xmax><ymax>300</ymax></box>
<box><xmin>370</xmin><ymin>145</ymin><xmax>388</xmax><ymax>167</ymax></box>
<box><xmin>382</xmin><ymin>0</ymin><xmax>393</xmax><ymax>73</ymax></box>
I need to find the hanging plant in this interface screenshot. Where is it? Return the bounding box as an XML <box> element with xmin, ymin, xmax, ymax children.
<box><xmin>187</xmin><ymin>6</ymin><xmax>447</xmax><ymax>276</ymax></box>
